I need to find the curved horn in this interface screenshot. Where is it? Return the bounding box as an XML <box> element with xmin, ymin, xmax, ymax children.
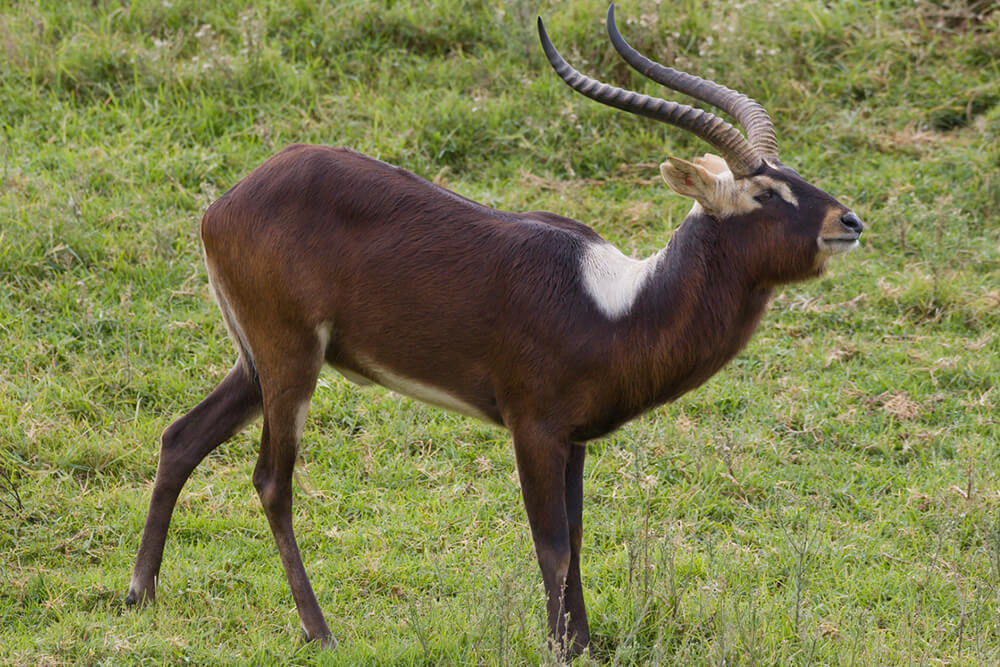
<box><xmin>538</xmin><ymin>17</ymin><xmax>762</xmax><ymax>178</ymax></box>
<box><xmin>606</xmin><ymin>3</ymin><xmax>779</xmax><ymax>162</ymax></box>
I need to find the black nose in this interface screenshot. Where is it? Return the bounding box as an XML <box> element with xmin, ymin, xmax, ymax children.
<box><xmin>840</xmin><ymin>211</ymin><xmax>863</xmax><ymax>234</ymax></box>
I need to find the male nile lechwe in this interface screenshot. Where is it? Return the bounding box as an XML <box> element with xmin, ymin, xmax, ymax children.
<box><xmin>126</xmin><ymin>4</ymin><xmax>862</xmax><ymax>655</ymax></box>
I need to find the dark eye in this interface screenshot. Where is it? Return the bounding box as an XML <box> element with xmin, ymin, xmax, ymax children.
<box><xmin>754</xmin><ymin>190</ymin><xmax>774</xmax><ymax>204</ymax></box>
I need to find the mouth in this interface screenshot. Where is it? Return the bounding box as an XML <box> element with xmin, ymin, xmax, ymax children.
<box><xmin>817</xmin><ymin>236</ymin><xmax>860</xmax><ymax>255</ymax></box>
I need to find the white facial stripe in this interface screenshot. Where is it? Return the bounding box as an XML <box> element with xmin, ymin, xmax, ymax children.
<box><xmin>754</xmin><ymin>176</ymin><xmax>799</xmax><ymax>208</ymax></box>
<box><xmin>580</xmin><ymin>241</ymin><xmax>659</xmax><ymax>319</ymax></box>
<box><xmin>673</xmin><ymin>155</ymin><xmax>799</xmax><ymax>217</ymax></box>
<box><xmin>680</xmin><ymin>158</ymin><xmax>799</xmax><ymax>218</ymax></box>
<box><xmin>697</xmin><ymin>170</ymin><xmax>762</xmax><ymax>218</ymax></box>
<box><xmin>711</xmin><ymin>174</ymin><xmax>799</xmax><ymax>218</ymax></box>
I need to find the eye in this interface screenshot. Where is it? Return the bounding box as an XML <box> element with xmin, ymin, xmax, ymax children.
<box><xmin>754</xmin><ymin>190</ymin><xmax>774</xmax><ymax>204</ymax></box>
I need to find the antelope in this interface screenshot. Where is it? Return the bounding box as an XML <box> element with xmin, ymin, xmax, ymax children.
<box><xmin>125</xmin><ymin>4</ymin><xmax>863</xmax><ymax>656</ymax></box>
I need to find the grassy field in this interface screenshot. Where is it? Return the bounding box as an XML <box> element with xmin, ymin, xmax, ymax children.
<box><xmin>1</xmin><ymin>0</ymin><xmax>998</xmax><ymax>664</ymax></box>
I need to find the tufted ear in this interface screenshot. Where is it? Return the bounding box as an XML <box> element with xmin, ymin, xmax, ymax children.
<box><xmin>692</xmin><ymin>153</ymin><xmax>730</xmax><ymax>175</ymax></box>
<box><xmin>660</xmin><ymin>157</ymin><xmax>720</xmax><ymax>208</ymax></box>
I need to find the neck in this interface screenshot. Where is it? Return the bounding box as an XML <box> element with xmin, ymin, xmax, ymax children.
<box><xmin>615</xmin><ymin>214</ymin><xmax>773</xmax><ymax>415</ymax></box>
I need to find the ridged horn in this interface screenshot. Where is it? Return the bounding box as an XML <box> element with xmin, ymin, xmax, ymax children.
<box><xmin>538</xmin><ymin>16</ymin><xmax>762</xmax><ymax>179</ymax></box>
<box><xmin>606</xmin><ymin>3</ymin><xmax>779</xmax><ymax>162</ymax></box>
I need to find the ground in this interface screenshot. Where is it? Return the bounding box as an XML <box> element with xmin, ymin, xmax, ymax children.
<box><xmin>1</xmin><ymin>0</ymin><xmax>998</xmax><ymax>664</ymax></box>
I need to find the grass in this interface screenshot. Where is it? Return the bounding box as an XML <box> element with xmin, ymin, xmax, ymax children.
<box><xmin>1</xmin><ymin>0</ymin><xmax>998</xmax><ymax>663</ymax></box>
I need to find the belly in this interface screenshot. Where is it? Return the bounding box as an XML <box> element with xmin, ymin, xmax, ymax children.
<box><xmin>331</xmin><ymin>357</ymin><xmax>500</xmax><ymax>425</ymax></box>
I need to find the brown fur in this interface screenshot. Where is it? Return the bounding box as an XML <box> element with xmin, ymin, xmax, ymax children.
<box><xmin>125</xmin><ymin>144</ymin><xmax>861</xmax><ymax>655</ymax></box>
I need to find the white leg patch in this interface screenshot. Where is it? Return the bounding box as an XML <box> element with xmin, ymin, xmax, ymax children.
<box><xmin>293</xmin><ymin>399</ymin><xmax>311</xmax><ymax>441</ymax></box>
<box><xmin>316</xmin><ymin>322</ymin><xmax>332</xmax><ymax>350</ymax></box>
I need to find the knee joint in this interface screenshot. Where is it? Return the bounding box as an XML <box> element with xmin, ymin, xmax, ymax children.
<box><xmin>159</xmin><ymin>421</ymin><xmax>185</xmax><ymax>454</ymax></box>
<box><xmin>538</xmin><ymin>544</ymin><xmax>571</xmax><ymax>578</ymax></box>
<box><xmin>253</xmin><ymin>470</ymin><xmax>289</xmax><ymax>514</ymax></box>
<box><xmin>569</xmin><ymin>524</ymin><xmax>583</xmax><ymax>550</ymax></box>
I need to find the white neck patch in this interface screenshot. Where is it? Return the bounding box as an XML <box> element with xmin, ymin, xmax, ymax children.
<box><xmin>579</xmin><ymin>241</ymin><xmax>660</xmax><ymax>319</ymax></box>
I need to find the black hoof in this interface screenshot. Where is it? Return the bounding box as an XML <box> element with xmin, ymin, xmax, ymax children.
<box><xmin>301</xmin><ymin>629</ymin><xmax>337</xmax><ymax>649</ymax></box>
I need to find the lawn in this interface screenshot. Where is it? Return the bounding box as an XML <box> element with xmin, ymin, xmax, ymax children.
<box><xmin>1</xmin><ymin>0</ymin><xmax>998</xmax><ymax>664</ymax></box>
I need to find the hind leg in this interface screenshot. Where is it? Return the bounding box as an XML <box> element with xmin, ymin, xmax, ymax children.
<box><xmin>251</xmin><ymin>330</ymin><xmax>333</xmax><ymax>644</ymax></box>
<box><xmin>126</xmin><ymin>362</ymin><xmax>262</xmax><ymax>606</ymax></box>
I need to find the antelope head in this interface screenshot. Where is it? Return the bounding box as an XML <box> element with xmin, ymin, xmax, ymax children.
<box><xmin>538</xmin><ymin>3</ymin><xmax>863</xmax><ymax>285</ymax></box>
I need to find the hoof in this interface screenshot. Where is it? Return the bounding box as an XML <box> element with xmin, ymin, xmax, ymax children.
<box><xmin>124</xmin><ymin>584</ymin><xmax>154</xmax><ymax>608</ymax></box>
<box><xmin>301</xmin><ymin>629</ymin><xmax>337</xmax><ymax>649</ymax></box>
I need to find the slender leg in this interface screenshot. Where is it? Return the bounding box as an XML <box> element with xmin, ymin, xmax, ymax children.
<box><xmin>252</xmin><ymin>340</ymin><xmax>333</xmax><ymax>646</ymax></box>
<box><xmin>126</xmin><ymin>362</ymin><xmax>262</xmax><ymax>606</ymax></box>
<box><xmin>563</xmin><ymin>443</ymin><xmax>589</xmax><ymax>653</ymax></box>
<box><xmin>511</xmin><ymin>427</ymin><xmax>589</xmax><ymax>656</ymax></box>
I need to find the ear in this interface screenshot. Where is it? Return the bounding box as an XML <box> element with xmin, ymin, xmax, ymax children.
<box><xmin>692</xmin><ymin>153</ymin><xmax>730</xmax><ymax>176</ymax></box>
<box><xmin>660</xmin><ymin>157</ymin><xmax>719</xmax><ymax>208</ymax></box>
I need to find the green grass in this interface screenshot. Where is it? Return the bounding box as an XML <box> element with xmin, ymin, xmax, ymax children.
<box><xmin>1</xmin><ymin>0</ymin><xmax>998</xmax><ymax>664</ymax></box>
